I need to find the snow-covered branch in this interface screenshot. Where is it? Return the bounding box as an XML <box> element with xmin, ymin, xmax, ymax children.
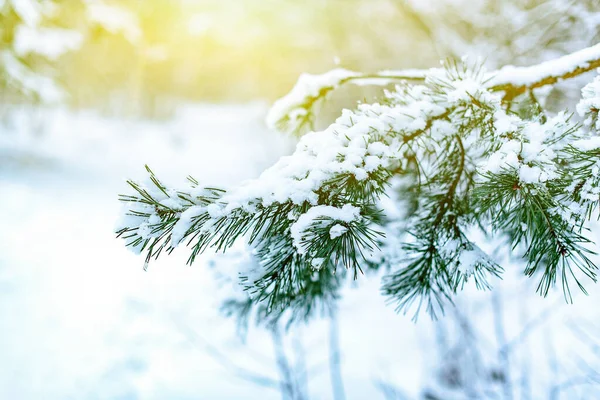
<box><xmin>491</xmin><ymin>43</ymin><xmax>600</xmax><ymax>100</ymax></box>
<box><xmin>266</xmin><ymin>68</ymin><xmax>428</xmax><ymax>134</ymax></box>
<box><xmin>117</xmin><ymin>48</ymin><xmax>600</xmax><ymax>321</ymax></box>
<box><xmin>270</xmin><ymin>43</ymin><xmax>600</xmax><ymax>135</ymax></box>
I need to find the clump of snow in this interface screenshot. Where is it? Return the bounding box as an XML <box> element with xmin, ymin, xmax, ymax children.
<box><xmin>378</xmin><ymin>69</ymin><xmax>428</xmax><ymax>79</ymax></box>
<box><xmin>482</xmin><ymin>112</ymin><xmax>571</xmax><ymax>185</ymax></box>
<box><xmin>456</xmin><ymin>245</ymin><xmax>488</xmax><ymax>276</ymax></box>
<box><xmin>290</xmin><ymin>204</ymin><xmax>361</xmax><ymax>255</ymax></box>
<box><xmin>265</xmin><ymin>68</ymin><xmax>359</xmax><ymax>131</ymax></box>
<box><xmin>441</xmin><ymin>238</ymin><xmax>495</xmax><ymax>276</ymax></box>
<box><xmin>2</xmin><ymin>51</ymin><xmax>64</xmax><ymax>102</ymax></box>
<box><xmin>573</xmin><ymin>136</ymin><xmax>600</xmax><ymax>151</ymax></box>
<box><xmin>493</xmin><ymin>109</ymin><xmax>520</xmax><ymax>136</ymax></box>
<box><xmin>329</xmin><ymin>224</ymin><xmax>349</xmax><ymax>239</ymax></box>
<box><xmin>266</xmin><ymin>68</ymin><xmax>429</xmax><ymax>134</ymax></box>
<box><xmin>310</xmin><ymin>257</ymin><xmax>326</xmax><ymax>269</ymax></box>
<box><xmin>518</xmin><ymin>164</ymin><xmax>548</xmax><ymax>184</ymax></box>
<box><xmin>14</xmin><ymin>25</ymin><xmax>83</xmax><ymax>60</ymax></box>
<box><xmin>444</xmin><ymin>76</ymin><xmax>494</xmax><ymax>106</ymax></box>
<box><xmin>576</xmin><ymin>73</ymin><xmax>600</xmax><ymax>131</ymax></box>
<box><xmin>171</xmin><ymin>205</ymin><xmax>205</xmax><ymax>247</ymax></box>
<box><xmin>484</xmin><ymin>139</ymin><xmax>521</xmax><ymax>174</ymax></box>
<box><xmin>213</xmin><ymin>83</ymin><xmax>446</xmax><ymax>215</ymax></box>
<box><xmin>491</xmin><ymin>43</ymin><xmax>600</xmax><ymax>88</ymax></box>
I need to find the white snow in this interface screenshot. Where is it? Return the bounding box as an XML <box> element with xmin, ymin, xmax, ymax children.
<box><xmin>170</xmin><ymin>205</ymin><xmax>205</xmax><ymax>247</ymax></box>
<box><xmin>86</xmin><ymin>1</ymin><xmax>142</xmax><ymax>43</ymax></box>
<box><xmin>14</xmin><ymin>25</ymin><xmax>83</xmax><ymax>60</ymax></box>
<box><xmin>266</xmin><ymin>68</ymin><xmax>428</xmax><ymax>133</ymax></box>
<box><xmin>1</xmin><ymin>51</ymin><xmax>64</xmax><ymax>102</ymax></box>
<box><xmin>574</xmin><ymin>136</ymin><xmax>600</xmax><ymax>151</ymax></box>
<box><xmin>3</xmin><ymin>102</ymin><xmax>600</xmax><ymax>400</ymax></box>
<box><xmin>265</xmin><ymin>68</ymin><xmax>359</xmax><ymax>131</ymax></box>
<box><xmin>267</xmin><ymin>43</ymin><xmax>600</xmax><ymax>138</ymax></box>
<box><xmin>227</xmin><ymin>104</ymin><xmax>420</xmax><ymax>208</ymax></box>
<box><xmin>290</xmin><ymin>204</ymin><xmax>360</xmax><ymax>254</ymax></box>
<box><xmin>439</xmin><ymin>236</ymin><xmax>495</xmax><ymax>276</ymax></box>
<box><xmin>482</xmin><ymin>112</ymin><xmax>570</xmax><ymax>185</ymax></box>
<box><xmin>159</xmin><ymin>78</ymin><xmax>450</xmax><ymax>246</ymax></box>
<box><xmin>518</xmin><ymin>164</ymin><xmax>548</xmax><ymax>184</ymax></box>
<box><xmin>329</xmin><ymin>224</ymin><xmax>349</xmax><ymax>239</ymax></box>
<box><xmin>0</xmin><ymin>104</ymin><xmax>437</xmax><ymax>399</ymax></box>
<box><xmin>9</xmin><ymin>0</ymin><xmax>44</xmax><ymax>27</ymax></box>
<box><xmin>493</xmin><ymin>109</ymin><xmax>520</xmax><ymax>136</ymax></box>
<box><xmin>576</xmin><ymin>72</ymin><xmax>600</xmax><ymax>131</ymax></box>
<box><xmin>484</xmin><ymin>139</ymin><xmax>521</xmax><ymax>174</ymax></box>
<box><xmin>457</xmin><ymin>245</ymin><xmax>488</xmax><ymax>276</ymax></box>
<box><xmin>491</xmin><ymin>43</ymin><xmax>600</xmax><ymax>88</ymax></box>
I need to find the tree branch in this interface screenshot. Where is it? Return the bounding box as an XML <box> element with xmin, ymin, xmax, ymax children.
<box><xmin>171</xmin><ymin>314</ymin><xmax>283</xmax><ymax>391</ymax></box>
<box><xmin>271</xmin><ymin>43</ymin><xmax>600</xmax><ymax>131</ymax></box>
<box><xmin>490</xmin><ymin>43</ymin><xmax>600</xmax><ymax>101</ymax></box>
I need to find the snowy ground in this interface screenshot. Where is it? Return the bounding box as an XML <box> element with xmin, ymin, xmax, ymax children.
<box><xmin>1</xmin><ymin>104</ymin><xmax>599</xmax><ymax>399</ymax></box>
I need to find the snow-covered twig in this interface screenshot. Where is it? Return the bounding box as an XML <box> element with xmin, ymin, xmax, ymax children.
<box><xmin>491</xmin><ymin>43</ymin><xmax>600</xmax><ymax>100</ymax></box>
<box><xmin>266</xmin><ymin>68</ymin><xmax>427</xmax><ymax>134</ymax></box>
<box><xmin>270</xmin><ymin>43</ymin><xmax>600</xmax><ymax>134</ymax></box>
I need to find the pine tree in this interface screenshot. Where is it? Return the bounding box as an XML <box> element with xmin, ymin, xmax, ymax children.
<box><xmin>0</xmin><ymin>0</ymin><xmax>85</xmax><ymax>102</ymax></box>
<box><xmin>0</xmin><ymin>0</ymin><xmax>140</xmax><ymax>104</ymax></box>
<box><xmin>115</xmin><ymin>43</ymin><xmax>600</xmax><ymax>322</ymax></box>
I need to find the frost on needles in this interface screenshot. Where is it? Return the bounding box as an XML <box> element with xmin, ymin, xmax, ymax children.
<box><xmin>116</xmin><ymin>45</ymin><xmax>600</xmax><ymax>321</ymax></box>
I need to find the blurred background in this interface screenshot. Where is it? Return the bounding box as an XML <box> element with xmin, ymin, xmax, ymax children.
<box><xmin>1</xmin><ymin>0</ymin><xmax>600</xmax><ymax>399</ymax></box>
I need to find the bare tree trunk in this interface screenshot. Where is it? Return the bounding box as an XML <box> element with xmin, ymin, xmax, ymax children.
<box><xmin>546</xmin><ymin>324</ymin><xmax>559</xmax><ymax>400</ymax></box>
<box><xmin>518</xmin><ymin>295</ymin><xmax>531</xmax><ymax>400</ymax></box>
<box><xmin>329</xmin><ymin>311</ymin><xmax>346</xmax><ymax>400</ymax></box>
<box><xmin>271</xmin><ymin>325</ymin><xmax>297</xmax><ymax>400</ymax></box>
<box><xmin>492</xmin><ymin>289</ymin><xmax>513</xmax><ymax>400</ymax></box>
<box><xmin>293</xmin><ymin>329</ymin><xmax>310</xmax><ymax>400</ymax></box>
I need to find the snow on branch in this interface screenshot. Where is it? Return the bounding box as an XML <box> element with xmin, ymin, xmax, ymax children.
<box><xmin>490</xmin><ymin>43</ymin><xmax>600</xmax><ymax>100</ymax></box>
<box><xmin>266</xmin><ymin>68</ymin><xmax>427</xmax><ymax>134</ymax></box>
<box><xmin>270</xmin><ymin>44</ymin><xmax>600</xmax><ymax>135</ymax></box>
<box><xmin>118</xmin><ymin>51</ymin><xmax>600</xmax><ymax>321</ymax></box>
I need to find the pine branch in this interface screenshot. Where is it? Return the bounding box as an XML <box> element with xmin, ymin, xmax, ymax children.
<box><xmin>117</xmin><ymin>52</ymin><xmax>600</xmax><ymax>322</ymax></box>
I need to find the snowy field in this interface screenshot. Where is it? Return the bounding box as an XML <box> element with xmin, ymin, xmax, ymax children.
<box><xmin>1</xmin><ymin>104</ymin><xmax>599</xmax><ymax>399</ymax></box>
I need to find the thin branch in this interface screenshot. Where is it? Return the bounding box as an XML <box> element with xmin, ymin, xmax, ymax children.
<box><xmin>567</xmin><ymin>322</ymin><xmax>600</xmax><ymax>357</ymax></box>
<box><xmin>171</xmin><ymin>315</ymin><xmax>282</xmax><ymax>390</ymax></box>
<box><xmin>499</xmin><ymin>298</ymin><xmax>562</xmax><ymax>354</ymax></box>
<box><xmin>550</xmin><ymin>374</ymin><xmax>600</xmax><ymax>398</ymax></box>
